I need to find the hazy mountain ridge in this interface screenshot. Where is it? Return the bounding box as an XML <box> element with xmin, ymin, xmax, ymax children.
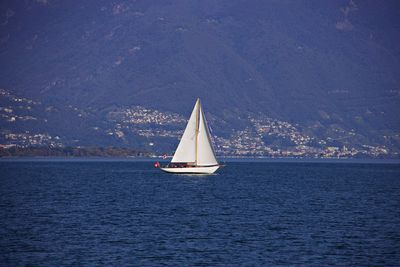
<box><xmin>0</xmin><ymin>0</ymin><xmax>399</xmax><ymax>157</ymax></box>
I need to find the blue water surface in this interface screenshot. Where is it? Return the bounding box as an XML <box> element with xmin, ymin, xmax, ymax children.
<box><xmin>0</xmin><ymin>160</ymin><xmax>399</xmax><ymax>266</ymax></box>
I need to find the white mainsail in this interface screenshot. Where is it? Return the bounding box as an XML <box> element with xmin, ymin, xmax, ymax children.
<box><xmin>197</xmin><ymin>104</ymin><xmax>218</xmax><ymax>166</ymax></box>
<box><xmin>170</xmin><ymin>98</ymin><xmax>218</xmax><ymax>166</ymax></box>
<box><xmin>171</xmin><ymin>99</ymin><xmax>199</xmax><ymax>163</ymax></box>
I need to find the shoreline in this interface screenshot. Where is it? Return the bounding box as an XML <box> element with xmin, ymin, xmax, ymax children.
<box><xmin>0</xmin><ymin>156</ymin><xmax>399</xmax><ymax>164</ymax></box>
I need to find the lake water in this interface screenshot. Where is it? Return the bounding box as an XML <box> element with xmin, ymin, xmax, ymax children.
<box><xmin>1</xmin><ymin>160</ymin><xmax>399</xmax><ymax>266</ymax></box>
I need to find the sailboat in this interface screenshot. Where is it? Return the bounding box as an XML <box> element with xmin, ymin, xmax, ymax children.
<box><xmin>159</xmin><ymin>98</ymin><xmax>220</xmax><ymax>174</ymax></box>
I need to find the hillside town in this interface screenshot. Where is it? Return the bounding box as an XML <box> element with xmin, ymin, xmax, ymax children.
<box><xmin>0</xmin><ymin>90</ymin><xmax>393</xmax><ymax>158</ymax></box>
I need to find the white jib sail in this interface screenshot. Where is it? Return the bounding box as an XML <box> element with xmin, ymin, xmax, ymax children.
<box><xmin>197</xmin><ymin>104</ymin><xmax>218</xmax><ymax>166</ymax></box>
<box><xmin>171</xmin><ymin>99</ymin><xmax>199</xmax><ymax>163</ymax></box>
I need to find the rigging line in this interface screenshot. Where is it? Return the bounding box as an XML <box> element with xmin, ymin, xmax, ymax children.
<box><xmin>195</xmin><ymin>98</ymin><xmax>200</xmax><ymax>165</ymax></box>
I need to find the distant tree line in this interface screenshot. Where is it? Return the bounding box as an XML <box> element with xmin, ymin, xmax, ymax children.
<box><xmin>0</xmin><ymin>146</ymin><xmax>151</xmax><ymax>157</ymax></box>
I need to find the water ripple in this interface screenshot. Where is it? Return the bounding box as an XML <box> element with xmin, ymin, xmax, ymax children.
<box><xmin>0</xmin><ymin>161</ymin><xmax>399</xmax><ymax>266</ymax></box>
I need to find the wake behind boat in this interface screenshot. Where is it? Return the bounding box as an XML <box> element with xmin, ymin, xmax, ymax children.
<box><xmin>157</xmin><ymin>98</ymin><xmax>220</xmax><ymax>174</ymax></box>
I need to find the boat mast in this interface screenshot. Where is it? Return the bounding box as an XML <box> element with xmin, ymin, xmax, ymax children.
<box><xmin>195</xmin><ymin>98</ymin><xmax>200</xmax><ymax>165</ymax></box>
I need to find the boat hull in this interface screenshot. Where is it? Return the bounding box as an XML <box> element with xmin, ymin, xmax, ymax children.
<box><xmin>160</xmin><ymin>165</ymin><xmax>219</xmax><ymax>174</ymax></box>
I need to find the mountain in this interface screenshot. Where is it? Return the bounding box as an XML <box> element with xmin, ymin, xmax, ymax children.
<box><xmin>1</xmin><ymin>0</ymin><xmax>399</xmax><ymax>157</ymax></box>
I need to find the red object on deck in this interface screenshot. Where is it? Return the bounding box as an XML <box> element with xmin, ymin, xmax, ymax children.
<box><xmin>154</xmin><ymin>161</ymin><xmax>160</xmax><ymax>168</ymax></box>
